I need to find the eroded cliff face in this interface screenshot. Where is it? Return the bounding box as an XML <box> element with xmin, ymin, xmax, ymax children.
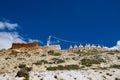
<box><xmin>11</xmin><ymin>42</ymin><xmax>39</xmax><ymax>49</ymax></box>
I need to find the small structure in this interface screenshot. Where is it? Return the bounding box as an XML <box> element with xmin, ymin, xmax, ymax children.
<box><xmin>48</xmin><ymin>45</ymin><xmax>61</xmax><ymax>50</ymax></box>
<box><xmin>69</xmin><ymin>45</ymin><xmax>73</xmax><ymax>49</ymax></box>
<box><xmin>74</xmin><ymin>44</ymin><xmax>78</xmax><ymax>48</ymax></box>
<box><xmin>97</xmin><ymin>45</ymin><xmax>101</xmax><ymax>49</ymax></box>
<box><xmin>11</xmin><ymin>42</ymin><xmax>39</xmax><ymax>49</ymax></box>
<box><xmin>46</xmin><ymin>36</ymin><xmax>61</xmax><ymax>50</ymax></box>
<box><xmin>79</xmin><ymin>44</ymin><xmax>84</xmax><ymax>49</ymax></box>
<box><xmin>91</xmin><ymin>44</ymin><xmax>96</xmax><ymax>50</ymax></box>
<box><xmin>47</xmin><ymin>36</ymin><xmax>51</xmax><ymax>46</ymax></box>
<box><xmin>85</xmin><ymin>44</ymin><xmax>91</xmax><ymax>50</ymax></box>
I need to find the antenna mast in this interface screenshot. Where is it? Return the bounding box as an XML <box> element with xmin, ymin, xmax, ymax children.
<box><xmin>47</xmin><ymin>36</ymin><xmax>51</xmax><ymax>46</ymax></box>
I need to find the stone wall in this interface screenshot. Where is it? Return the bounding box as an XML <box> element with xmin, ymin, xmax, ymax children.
<box><xmin>11</xmin><ymin>42</ymin><xmax>39</xmax><ymax>49</ymax></box>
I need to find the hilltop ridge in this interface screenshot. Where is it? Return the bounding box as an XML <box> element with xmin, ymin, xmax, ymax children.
<box><xmin>0</xmin><ymin>46</ymin><xmax>120</xmax><ymax>80</ymax></box>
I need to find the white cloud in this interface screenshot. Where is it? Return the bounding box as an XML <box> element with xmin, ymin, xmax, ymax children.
<box><xmin>0</xmin><ymin>32</ymin><xmax>26</xmax><ymax>50</ymax></box>
<box><xmin>28</xmin><ymin>39</ymin><xmax>43</xmax><ymax>44</ymax></box>
<box><xmin>110</xmin><ymin>40</ymin><xmax>120</xmax><ymax>50</ymax></box>
<box><xmin>0</xmin><ymin>21</ymin><xmax>18</xmax><ymax>30</ymax></box>
<box><xmin>0</xmin><ymin>22</ymin><xmax>5</xmax><ymax>29</ymax></box>
<box><xmin>0</xmin><ymin>19</ymin><xmax>44</xmax><ymax>50</ymax></box>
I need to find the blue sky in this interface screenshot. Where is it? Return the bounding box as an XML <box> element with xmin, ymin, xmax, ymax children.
<box><xmin>0</xmin><ymin>0</ymin><xmax>120</xmax><ymax>49</ymax></box>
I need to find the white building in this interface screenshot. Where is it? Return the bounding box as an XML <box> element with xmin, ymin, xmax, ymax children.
<box><xmin>49</xmin><ymin>45</ymin><xmax>61</xmax><ymax>50</ymax></box>
<box><xmin>74</xmin><ymin>44</ymin><xmax>78</xmax><ymax>48</ymax></box>
<box><xmin>69</xmin><ymin>45</ymin><xmax>73</xmax><ymax>49</ymax></box>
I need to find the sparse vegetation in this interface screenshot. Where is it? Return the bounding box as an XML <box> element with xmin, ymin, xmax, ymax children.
<box><xmin>25</xmin><ymin>53</ymin><xmax>31</xmax><ymax>57</ymax></box>
<box><xmin>49</xmin><ymin>52</ymin><xmax>61</xmax><ymax>56</ymax></box>
<box><xmin>107</xmin><ymin>50</ymin><xmax>120</xmax><ymax>55</ymax></box>
<box><xmin>110</xmin><ymin>64</ymin><xmax>120</xmax><ymax>69</ymax></box>
<box><xmin>81</xmin><ymin>58</ymin><xmax>101</xmax><ymax>67</ymax></box>
<box><xmin>33</xmin><ymin>60</ymin><xmax>48</xmax><ymax>65</ymax></box>
<box><xmin>24</xmin><ymin>75</ymin><xmax>29</xmax><ymax>80</ymax></box>
<box><xmin>18</xmin><ymin>64</ymin><xmax>26</xmax><ymax>68</ymax></box>
<box><xmin>74</xmin><ymin>50</ymin><xmax>97</xmax><ymax>56</ymax></box>
<box><xmin>81</xmin><ymin>58</ymin><xmax>92</xmax><ymax>67</ymax></box>
<box><xmin>5</xmin><ymin>57</ymin><xmax>11</xmax><ymax>60</ymax></box>
<box><xmin>47</xmin><ymin>65</ymin><xmax>80</xmax><ymax>70</ymax></box>
<box><xmin>72</xmin><ymin>57</ymin><xmax>76</xmax><ymax>60</ymax></box>
<box><xmin>17</xmin><ymin>58</ymin><xmax>26</xmax><ymax>60</ymax></box>
<box><xmin>117</xmin><ymin>56</ymin><xmax>120</xmax><ymax>59</ymax></box>
<box><xmin>48</xmin><ymin>50</ymin><xmax>54</xmax><ymax>54</ymax></box>
<box><xmin>35</xmin><ymin>52</ymin><xmax>39</xmax><ymax>54</ymax></box>
<box><xmin>1</xmin><ymin>46</ymin><xmax>120</xmax><ymax>79</ymax></box>
<box><xmin>0</xmin><ymin>49</ymin><xmax>5</xmax><ymax>52</ymax></box>
<box><xmin>107</xmin><ymin>52</ymin><xmax>114</xmax><ymax>55</ymax></box>
<box><xmin>48</xmin><ymin>50</ymin><xmax>61</xmax><ymax>56</ymax></box>
<box><xmin>113</xmin><ymin>50</ymin><xmax>120</xmax><ymax>53</ymax></box>
<box><xmin>10</xmin><ymin>50</ymin><xmax>19</xmax><ymax>56</ymax></box>
<box><xmin>41</xmin><ymin>54</ymin><xmax>46</xmax><ymax>57</ymax></box>
<box><xmin>16</xmin><ymin>67</ymin><xmax>32</xmax><ymax>77</ymax></box>
<box><xmin>74</xmin><ymin>50</ymin><xmax>84</xmax><ymax>54</ymax></box>
<box><xmin>51</xmin><ymin>58</ymin><xmax>65</xmax><ymax>64</ymax></box>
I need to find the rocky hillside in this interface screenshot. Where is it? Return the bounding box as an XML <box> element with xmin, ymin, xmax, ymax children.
<box><xmin>0</xmin><ymin>47</ymin><xmax>120</xmax><ymax>80</ymax></box>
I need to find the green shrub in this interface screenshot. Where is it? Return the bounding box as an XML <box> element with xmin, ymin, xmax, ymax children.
<box><xmin>48</xmin><ymin>50</ymin><xmax>54</xmax><ymax>54</ymax></box>
<box><xmin>25</xmin><ymin>53</ymin><xmax>31</xmax><ymax>57</ymax></box>
<box><xmin>113</xmin><ymin>50</ymin><xmax>120</xmax><ymax>53</ymax></box>
<box><xmin>41</xmin><ymin>54</ymin><xmax>46</xmax><ymax>57</ymax></box>
<box><xmin>41</xmin><ymin>60</ymin><xmax>48</xmax><ymax>64</ymax></box>
<box><xmin>107</xmin><ymin>50</ymin><xmax>120</xmax><ymax>55</ymax></box>
<box><xmin>33</xmin><ymin>60</ymin><xmax>48</xmax><ymax>65</ymax></box>
<box><xmin>48</xmin><ymin>50</ymin><xmax>61</xmax><ymax>56</ymax></box>
<box><xmin>16</xmin><ymin>67</ymin><xmax>32</xmax><ymax>77</ymax></box>
<box><xmin>110</xmin><ymin>64</ymin><xmax>120</xmax><ymax>69</ymax></box>
<box><xmin>64</xmin><ymin>65</ymin><xmax>80</xmax><ymax>70</ymax></box>
<box><xmin>47</xmin><ymin>65</ymin><xmax>62</xmax><ymax>70</ymax></box>
<box><xmin>50</xmin><ymin>53</ymin><xmax>61</xmax><ymax>56</ymax></box>
<box><xmin>74</xmin><ymin>50</ymin><xmax>85</xmax><ymax>55</ymax></box>
<box><xmin>18</xmin><ymin>64</ymin><xmax>26</xmax><ymax>68</ymax></box>
<box><xmin>117</xmin><ymin>56</ymin><xmax>120</xmax><ymax>59</ymax></box>
<box><xmin>35</xmin><ymin>52</ymin><xmax>39</xmax><ymax>54</ymax></box>
<box><xmin>17</xmin><ymin>58</ymin><xmax>25</xmax><ymax>60</ymax></box>
<box><xmin>47</xmin><ymin>65</ymin><xmax>80</xmax><ymax>70</ymax></box>
<box><xmin>33</xmin><ymin>61</ymin><xmax>42</xmax><ymax>65</ymax></box>
<box><xmin>54</xmin><ymin>53</ymin><xmax>61</xmax><ymax>56</ymax></box>
<box><xmin>107</xmin><ymin>52</ymin><xmax>114</xmax><ymax>55</ymax></box>
<box><xmin>51</xmin><ymin>58</ymin><xmax>65</xmax><ymax>64</ymax></box>
<box><xmin>81</xmin><ymin>58</ymin><xmax>100</xmax><ymax>67</ymax></box>
<box><xmin>24</xmin><ymin>75</ymin><xmax>29</xmax><ymax>80</ymax></box>
<box><xmin>81</xmin><ymin>58</ymin><xmax>92</xmax><ymax>67</ymax></box>
<box><xmin>5</xmin><ymin>57</ymin><xmax>11</xmax><ymax>60</ymax></box>
<box><xmin>0</xmin><ymin>49</ymin><xmax>5</xmax><ymax>52</ymax></box>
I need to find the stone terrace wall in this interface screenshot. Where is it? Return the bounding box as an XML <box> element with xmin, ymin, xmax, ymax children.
<box><xmin>11</xmin><ymin>42</ymin><xmax>39</xmax><ymax>49</ymax></box>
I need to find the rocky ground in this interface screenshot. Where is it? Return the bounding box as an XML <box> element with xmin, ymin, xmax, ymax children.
<box><xmin>0</xmin><ymin>47</ymin><xmax>120</xmax><ymax>80</ymax></box>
